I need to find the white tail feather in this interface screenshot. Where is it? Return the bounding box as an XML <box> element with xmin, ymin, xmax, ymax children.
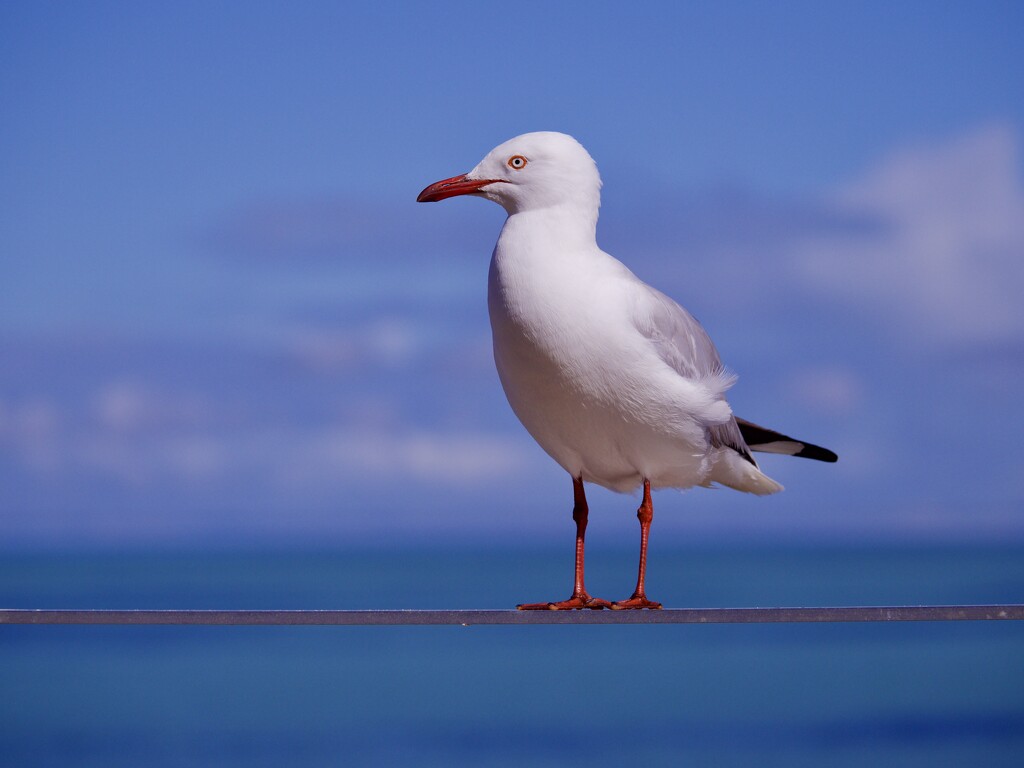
<box><xmin>709</xmin><ymin>450</ymin><xmax>784</xmax><ymax>495</ymax></box>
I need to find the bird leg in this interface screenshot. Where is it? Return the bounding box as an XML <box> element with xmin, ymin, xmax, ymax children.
<box><xmin>518</xmin><ymin>476</ymin><xmax>612</xmax><ymax>610</ymax></box>
<box><xmin>612</xmin><ymin>479</ymin><xmax>662</xmax><ymax>610</ymax></box>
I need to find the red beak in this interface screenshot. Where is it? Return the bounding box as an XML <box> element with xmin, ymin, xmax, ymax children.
<box><xmin>416</xmin><ymin>174</ymin><xmax>504</xmax><ymax>203</ymax></box>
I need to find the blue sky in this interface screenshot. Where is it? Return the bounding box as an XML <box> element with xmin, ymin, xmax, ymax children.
<box><xmin>2</xmin><ymin>1</ymin><xmax>1023</xmax><ymax>546</ymax></box>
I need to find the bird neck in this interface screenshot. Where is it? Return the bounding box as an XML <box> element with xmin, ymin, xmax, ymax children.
<box><xmin>499</xmin><ymin>203</ymin><xmax>600</xmax><ymax>254</ymax></box>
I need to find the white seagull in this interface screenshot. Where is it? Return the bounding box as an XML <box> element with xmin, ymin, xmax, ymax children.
<box><xmin>417</xmin><ymin>132</ymin><xmax>836</xmax><ymax>610</ymax></box>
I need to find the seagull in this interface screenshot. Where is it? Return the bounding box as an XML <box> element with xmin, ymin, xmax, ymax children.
<box><xmin>417</xmin><ymin>132</ymin><xmax>836</xmax><ymax>610</ymax></box>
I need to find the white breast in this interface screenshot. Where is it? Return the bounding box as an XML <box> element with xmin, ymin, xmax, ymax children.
<box><xmin>486</xmin><ymin>216</ymin><xmax>718</xmax><ymax>493</ymax></box>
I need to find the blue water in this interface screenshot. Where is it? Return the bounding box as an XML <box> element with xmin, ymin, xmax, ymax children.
<box><xmin>2</xmin><ymin>546</ymin><xmax>1023</xmax><ymax>767</ymax></box>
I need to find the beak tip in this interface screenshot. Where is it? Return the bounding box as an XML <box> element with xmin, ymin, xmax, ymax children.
<box><xmin>416</xmin><ymin>173</ymin><xmax>501</xmax><ymax>204</ymax></box>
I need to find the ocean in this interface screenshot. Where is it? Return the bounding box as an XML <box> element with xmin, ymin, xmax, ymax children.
<box><xmin>2</xmin><ymin>546</ymin><xmax>1022</xmax><ymax>767</ymax></box>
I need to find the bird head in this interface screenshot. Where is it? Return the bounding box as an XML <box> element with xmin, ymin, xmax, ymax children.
<box><xmin>417</xmin><ymin>132</ymin><xmax>602</xmax><ymax>217</ymax></box>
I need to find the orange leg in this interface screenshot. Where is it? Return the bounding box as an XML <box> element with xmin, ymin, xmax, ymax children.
<box><xmin>611</xmin><ymin>479</ymin><xmax>662</xmax><ymax>610</ymax></box>
<box><xmin>518</xmin><ymin>477</ymin><xmax>612</xmax><ymax>610</ymax></box>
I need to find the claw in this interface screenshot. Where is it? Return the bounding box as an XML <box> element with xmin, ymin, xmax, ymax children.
<box><xmin>517</xmin><ymin>595</ymin><xmax>612</xmax><ymax>610</ymax></box>
<box><xmin>610</xmin><ymin>596</ymin><xmax>662</xmax><ymax>610</ymax></box>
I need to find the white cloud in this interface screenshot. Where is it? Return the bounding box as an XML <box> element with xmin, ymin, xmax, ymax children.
<box><xmin>277</xmin><ymin>428</ymin><xmax>532</xmax><ymax>488</ymax></box>
<box><xmin>93</xmin><ymin>380</ymin><xmax>211</xmax><ymax>433</ymax></box>
<box><xmin>2</xmin><ymin>380</ymin><xmax>531</xmax><ymax>492</ymax></box>
<box><xmin>792</xmin><ymin>124</ymin><xmax>1024</xmax><ymax>346</ymax></box>
<box><xmin>284</xmin><ymin>318</ymin><xmax>420</xmax><ymax>372</ymax></box>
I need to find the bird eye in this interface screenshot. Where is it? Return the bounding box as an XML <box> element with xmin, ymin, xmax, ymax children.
<box><xmin>507</xmin><ymin>155</ymin><xmax>528</xmax><ymax>170</ymax></box>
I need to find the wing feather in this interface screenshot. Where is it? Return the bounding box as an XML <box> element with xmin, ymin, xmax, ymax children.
<box><xmin>633</xmin><ymin>284</ymin><xmax>725</xmax><ymax>381</ymax></box>
<box><xmin>626</xmin><ymin>278</ymin><xmax>838</xmax><ymax>466</ymax></box>
<box><xmin>736</xmin><ymin>418</ymin><xmax>838</xmax><ymax>462</ymax></box>
<box><xmin>630</xmin><ymin>282</ymin><xmax>756</xmax><ymax>464</ymax></box>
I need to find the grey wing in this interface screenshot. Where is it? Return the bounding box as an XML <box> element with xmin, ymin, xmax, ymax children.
<box><xmin>632</xmin><ymin>283</ymin><xmax>757</xmax><ymax>466</ymax></box>
<box><xmin>634</xmin><ymin>283</ymin><xmax>725</xmax><ymax>380</ymax></box>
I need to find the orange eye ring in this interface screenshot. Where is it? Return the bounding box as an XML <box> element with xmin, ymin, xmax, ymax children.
<box><xmin>507</xmin><ymin>155</ymin><xmax>528</xmax><ymax>170</ymax></box>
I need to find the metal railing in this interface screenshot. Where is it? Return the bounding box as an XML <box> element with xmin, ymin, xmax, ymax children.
<box><xmin>2</xmin><ymin>605</ymin><xmax>1022</xmax><ymax>625</ymax></box>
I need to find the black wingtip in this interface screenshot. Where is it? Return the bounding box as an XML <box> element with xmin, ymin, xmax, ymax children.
<box><xmin>794</xmin><ymin>443</ymin><xmax>838</xmax><ymax>463</ymax></box>
<box><xmin>735</xmin><ymin>417</ymin><xmax>838</xmax><ymax>463</ymax></box>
